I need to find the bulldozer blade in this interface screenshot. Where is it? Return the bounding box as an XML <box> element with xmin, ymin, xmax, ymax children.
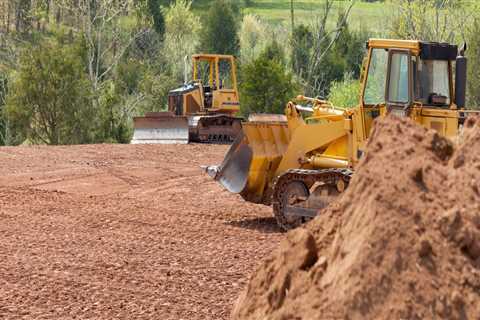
<box><xmin>131</xmin><ymin>112</ymin><xmax>189</xmax><ymax>144</ymax></box>
<box><xmin>205</xmin><ymin>131</ymin><xmax>252</xmax><ymax>194</ymax></box>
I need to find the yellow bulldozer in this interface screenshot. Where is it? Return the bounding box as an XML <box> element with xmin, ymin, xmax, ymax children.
<box><xmin>206</xmin><ymin>38</ymin><xmax>477</xmax><ymax>230</ymax></box>
<box><xmin>132</xmin><ymin>54</ymin><xmax>242</xmax><ymax>144</ymax></box>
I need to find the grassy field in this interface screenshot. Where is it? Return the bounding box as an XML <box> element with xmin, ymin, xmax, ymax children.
<box><xmin>193</xmin><ymin>0</ymin><xmax>390</xmax><ymax>35</ymax></box>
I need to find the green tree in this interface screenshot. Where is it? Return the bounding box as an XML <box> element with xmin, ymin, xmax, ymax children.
<box><xmin>295</xmin><ymin>12</ymin><xmax>366</xmax><ymax>98</ymax></box>
<box><xmin>148</xmin><ymin>0</ymin><xmax>165</xmax><ymax>35</ymax></box>
<box><xmin>139</xmin><ymin>69</ymin><xmax>178</xmax><ymax>112</ymax></box>
<box><xmin>467</xmin><ymin>16</ymin><xmax>480</xmax><ymax>109</ymax></box>
<box><xmin>239</xmin><ymin>14</ymin><xmax>267</xmax><ymax>65</ymax></box>
<box><xmin>5</xmin><ymin>37</ymin><xmax>95</xmax><ymax>145</ymax></box>
<box><xmin>240</xmin><ymin>41</ymin><xmax>298</xmax><ymax>115</ymax></box>
<box><xmin>331</xmin><ymin>15</ymin><xmax>367</xmax><ymax>80</ymax></box>
<box><xmin>389</xmin><ymin>0</ymin><xmax>473</xmax><ymax>42</ymax></box>
<box><xmin>146</xmin><ymin>0</ymin><xmax>173</xmax><ymax>37</ymax></box>
<box><xmin>15</xmin><ymin>0</ymin><xmax>32</xmax><ymax>33</ymax></box>
<box><xmin>162</xmin><ymin>0</ymin><xmax>201</xmax><ymax>82</ymax></box>
<box><xmin>262</xmin><ymin>39</ymin><xmax>286</xmax><ymax>65</ymax></box>
<box><xmin>200</xmin><ymin>0</ymin><xmax>239</xmax><ymax>55</ymax></box>
<box><xmin>96</xmin><ymin>79</ymin><xmax>133</xmax><ymax>143</ymax></box>
<box><xmin>291</xmin><ymin>24</ymin><xmax>313</xmax><ymax>77</ymax></box>
<box><xmin>93</xmin><ymin>57</ymin><xmax>146</xmax><ymax>143</ymax></box>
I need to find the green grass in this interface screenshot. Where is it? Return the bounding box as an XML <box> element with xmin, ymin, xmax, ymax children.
<box><xmin>192</xmin><ymin>0</ymin><xmax>391</xmax><ymax>35</ymax></box>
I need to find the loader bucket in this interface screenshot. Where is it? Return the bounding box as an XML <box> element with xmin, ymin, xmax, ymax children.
<box><xmin>206</xmin><ymin>131</ymin><xmax>253</xmax><ymax>193</ymax></box>
<box><xmin>131</xmin><ymin>112</ymin><xmax>189</xmax><ymax>144</ymax></box>
<box><xmin>248</xmin><ymin>113</ymin><xmax>287</xmax><ymax>122</ymax></box>
<box><xmin>206</xmin><ymin>118</ymin><xmax>290</xmax><ymax>204</ymax></box>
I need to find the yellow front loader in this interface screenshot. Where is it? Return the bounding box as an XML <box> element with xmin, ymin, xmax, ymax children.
<box><xmin>206</xmin><ymin>39</ymin><xmax>476</xmax><ymax>230</ymax></box>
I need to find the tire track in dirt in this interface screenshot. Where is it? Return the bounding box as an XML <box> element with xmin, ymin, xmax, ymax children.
<box><xmin>0</xmin><ymin>143</ymin><xmax>281</xmax><ymax>320</ymax></box>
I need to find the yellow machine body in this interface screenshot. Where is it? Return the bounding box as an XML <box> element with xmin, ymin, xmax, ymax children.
<box><xmin>207</xmin><ymin>39</ymin><xmax>472</xmax><ymax>216</ymax></box>
<box><xmin>187</xmin><ymin>54</ymin><xmax>240</xmax><ymax>114</ymax></box>
<box><xmin>234</xmin><ymin>99</ymin><xmax>365</xmax><ymax>205</ymax></box>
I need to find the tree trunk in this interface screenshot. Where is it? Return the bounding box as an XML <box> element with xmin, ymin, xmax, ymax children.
<box><xmin>6</xmin><ymin>1</ymin><xmax>11</xmax><ymax>33</ymax></box>
<box><xmin>290</xmin><ymin>0</ymin><xmax>294</xmax><ymax>35</ymax></box>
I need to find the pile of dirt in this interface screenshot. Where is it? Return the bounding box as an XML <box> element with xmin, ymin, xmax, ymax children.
<box><xmin>232</xmin><ymin>116</ymin><xmax>480</xmax><ymax>319</ymax></box>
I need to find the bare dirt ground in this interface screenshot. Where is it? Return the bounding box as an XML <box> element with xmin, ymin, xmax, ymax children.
<box><xmin>0</xmin><ymin>143</ymin><xmax>282</xmax><ymax>319</ymax></box>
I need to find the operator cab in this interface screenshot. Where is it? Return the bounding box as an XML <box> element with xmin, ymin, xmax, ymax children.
<box><xmin>364</xmin><ymin>41</ymin><xmax>457</xmax><ymax>111</ymax></box>
<box><xmin>193</xmin><ymin>54</ymin><xmax>238</xmax><ymax>109</ymax></box>
<box><xmin>361</xmin><ymin>39</ymin><xmax>465</xmax><ymax>138</ymax></box>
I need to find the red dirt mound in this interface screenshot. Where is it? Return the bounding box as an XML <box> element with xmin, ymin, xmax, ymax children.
<box><xmin>232</xmin><ymin>115</ymin><xmax>480</xmax><ymax>320</ymax></box>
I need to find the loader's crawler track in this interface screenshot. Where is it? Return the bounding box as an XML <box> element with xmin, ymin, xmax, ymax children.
<box><xmin>202</xmin><ymin>134</ymin><xmax>235</xmax><ymax>144</ymax></box>
<box><xmin>272</xmin><ymin>168</ymin><xmax>353</xmax><ymax>231</ymax></box>
<box><xmin>192</xmin><ymin>116</ymin><xmax>242</xmax><ymax>144</ymax></box>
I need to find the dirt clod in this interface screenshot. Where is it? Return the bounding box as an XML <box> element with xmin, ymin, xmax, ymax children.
<box><xmin>418</xmin><ymin>238</ymin><xmax>433</xmax><ymax>257</ymax></box>
<box><xmin>232</xmin><ymin>116</ymin><xmax>480</xmax><ymax>320</ymax></box>
<box><xmin>281</xmin><ymin>228</ymin><xmax>318</xmax><ymax>271</ymax></box>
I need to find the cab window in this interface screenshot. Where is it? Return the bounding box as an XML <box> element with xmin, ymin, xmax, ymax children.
<box><xmin>387</xmin><ymin>52</ymin><xmax>410</xmax><ymax>104</ymax></box>
<box><xmin>195</xmin><ymin>59</ymin><xmax>215</xmax><ymax>88</ymax></box>
<box><xmin>364</xmin><ymin>49</ymin><xmax>388</xmax><ymax>105</ymax></box>
<box><xmin>218</xmin><ymin>58</ymin><xmax>234</xmax><ymax>90</ymax></box>
<box><xmin>415</xmin><ymin>59</ymin><xmax>450</xmax><ymax>106</ymax></box>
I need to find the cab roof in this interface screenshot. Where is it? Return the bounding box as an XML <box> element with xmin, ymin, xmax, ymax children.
<box><xmin>367</xmin><ymin>39</ymin><xmax>458</xmax><ymax>60</ymax></box>
<box><xmin>192</xmin><ymin>54</ymin><xmax>235</xmax><ymax>60</ymax></box>
<box><xmin>368</xmin><ymin>39</ymin><xmax>421</xmax><ymax>54</ymax></box>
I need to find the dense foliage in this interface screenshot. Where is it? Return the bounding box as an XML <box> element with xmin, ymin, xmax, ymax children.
<box><xmin>0</xmin><ymin>0</ymin><xmax>478</xmax><ymax>145</ymax></box>
<box><xmin>327</xmin><ymin>75</ymin><xmax>361</xmax><ymax>109</ymax></box>
<box><xmin>240</xmin><ymin>41</ymin><xmax>297</xmax><ymax>115</ymax></box>
<box><xmin>467</xmin><ymin>18</ymin><xmax>480</xmax><ymax>108</ymax></box>
<box><xmin>5</xmin><ymin>36</ymin><xmax>94</xmax><ymax>145</ymax></box>
<box><xmin>200</xmin><ymin>0</ymin><xmax>240</xmax><ymax>55</ymax></box>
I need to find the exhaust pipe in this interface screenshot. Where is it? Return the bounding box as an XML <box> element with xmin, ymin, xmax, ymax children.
<box><xmin>183</xmin><ymin>55</ymin><xmax>189</xmax><ymax>85</ymax></box>
<box><xmin>455</xmin><ymin>43</ymin><xmax>467</xmax><ymax>109</ymax></box>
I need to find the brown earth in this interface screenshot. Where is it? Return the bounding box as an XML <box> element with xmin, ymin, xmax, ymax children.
<box><xmin>233</xmin><ymin>116</ymin><xmax>480</xmax><ymax>320</ymax></box>
<box><xmin>0</xmin><ymin>143</ymin><xmax>283</xmax><ymax>319</ymax></box>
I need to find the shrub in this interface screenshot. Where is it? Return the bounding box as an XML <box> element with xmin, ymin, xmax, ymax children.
<box><xmin>328</xmin><ymin>74</ymin><xmax>361</xmax><ymax>109</ymax></box>
<box><xmin>5</xmin><ymin>37</ymin><xmax>95</xmax><ymax>145</ymax></box>
<box><xmin>240</xmin><ymin>41</ymin><xmax>298</xmax><ymax>115</ymax></box>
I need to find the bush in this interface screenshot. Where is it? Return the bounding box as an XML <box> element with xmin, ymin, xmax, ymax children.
<box><xmin>138</xmin><ymin>70</ymin><xmax>179</xmax><ymax>113</ymax></box>
<box><xmin>5</xmin><ymin>37</ymin><xmax>95</xmax><ymax>145</ymax></box>
<box><xmin>240</xmin><ymin>41</ymin><xmax>298</xmax><ymax>115</ymax></box>
<box><xmin>328</xmin><ymin>74</ymin><xmax>361</xmax><ymax>109</ymax></box>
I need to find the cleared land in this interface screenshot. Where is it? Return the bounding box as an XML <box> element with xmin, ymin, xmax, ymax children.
<box><xmin>0</xmin><ymin>143</ymin><xmax>282</xmax><ymax>319</ymax></box>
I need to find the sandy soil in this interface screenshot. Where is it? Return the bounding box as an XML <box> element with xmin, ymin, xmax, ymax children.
<box><xmin>0</xmin><ymin>143</ymin><xmax>282</xmax><ymax>319</ymax></box>
<box><xmin>232</xmin><ymin>116</ymin><xmax>480</xmax><ymax>320</ymax></box>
